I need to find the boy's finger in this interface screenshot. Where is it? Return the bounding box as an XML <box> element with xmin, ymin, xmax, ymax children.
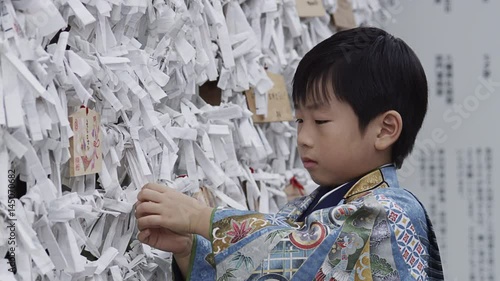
<box><xmin>143</xmin><ymin>183</ymin><xmax>175</xmax><ymax>194</ymax></box>
<box><xmin>135</xmin><ymin>201</ymin><xmax>163</xmax><ymax>217</ymax></box>
<box><xmin>137</xmin><ymin>215</ymin><xmax>164</xmax><ymax>231</ymax></box>
<box><xmin>134</xmin><ymin>202</ymin><xmax>149</xmax><ymax>219</ymax></box>
<box><xmin>137</xmin><ymin>229</ymin><xmax>151</xmax><ymax>243</ymax></box>
<box><xmin>133</xmin><ymin>200</ymin><xmax>144</xmax><ymax>210</ymax></box>
<box><xmin>137</xmin><ymin>189</ymin><xmax>163</xmax><ymax>203</ymax></box>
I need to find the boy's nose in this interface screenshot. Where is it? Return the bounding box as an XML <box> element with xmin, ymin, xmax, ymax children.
<box><xmin>297</xmin><ymin>128</ymin><xmax>313</xmax><ymax>148</ymax></box>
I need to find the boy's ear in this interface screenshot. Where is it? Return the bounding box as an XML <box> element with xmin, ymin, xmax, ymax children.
<box><xmin>374</xmin><ymin>110</ymin><xmax>402</xmax><ymax>151</ymax></box>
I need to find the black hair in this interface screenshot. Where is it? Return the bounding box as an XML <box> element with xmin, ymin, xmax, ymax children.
<box><xmin>292</xmin><ymin>27</ymin><xmax>428</xmax><ymax>168</ymax></box>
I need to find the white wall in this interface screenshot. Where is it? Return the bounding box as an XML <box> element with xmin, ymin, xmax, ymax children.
<box><xmin>383</xmin><ymin>1</ymin><xmax>500</xmax><ymax>279</ymax></box>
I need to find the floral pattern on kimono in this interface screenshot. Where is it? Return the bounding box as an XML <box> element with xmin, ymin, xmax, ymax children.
<box><xmin>178</xmin><ymin>165</ymin><xmax>444</xmax><ymax>281</ymax></box>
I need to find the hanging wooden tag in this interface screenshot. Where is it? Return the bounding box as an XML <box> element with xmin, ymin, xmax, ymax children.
<box><xmin>245</xmin><ymin>72</ymin><xmax>294</xmax><ymax>123</ymax></box>
<box><xmin>333</xmin><ymin>0</ymin><xmax>357</xmax><ymax>30</ymax></box>
<box><xmin>69</xmin><ymin>107</ymin><xmax>103</xmax><ymax>177</ymax></box>
<box><xmin>296</xmin><ymin>0</ymin><xmax>327</xmax><ymax>18</ymax></box>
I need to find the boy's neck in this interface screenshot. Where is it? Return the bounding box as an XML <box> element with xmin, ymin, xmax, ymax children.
<box><xmin>331</xmin><ymin>161</ymin><xmax>394</xmax><ymax>188</ymax></box>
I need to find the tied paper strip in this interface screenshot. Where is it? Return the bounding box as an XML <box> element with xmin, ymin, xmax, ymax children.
<box><xmin>0</xmin><ymin>0</ymin><xmax>381</xmax><ymax>279</ymax></box>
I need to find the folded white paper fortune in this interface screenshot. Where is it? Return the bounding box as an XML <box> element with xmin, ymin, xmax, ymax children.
<box><xmin>0</xmin><ymin>0</ymin><xmax>382</xmax><ymax>279</ymax></box>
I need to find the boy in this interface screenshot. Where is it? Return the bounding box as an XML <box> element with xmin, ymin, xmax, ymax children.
<box><xmin>135</xmin><ymin>27</ymin><xmax>445</xmax><ymax>280</ymax></box>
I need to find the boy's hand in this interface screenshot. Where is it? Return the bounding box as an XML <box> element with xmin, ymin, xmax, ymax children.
<box><xmin>135</xmin><ymin>183</ymin><xmax>213</xmax><ymax>239</ymax></box>
<box><xmin>138</xmin><ymin>228</ymin><xmax>193</xmax><ymax>258</ymax></box>
<box><xmin>138</xmin><ymin>228</ymin><xmax>193</xmax><ymax>279</ymax></box>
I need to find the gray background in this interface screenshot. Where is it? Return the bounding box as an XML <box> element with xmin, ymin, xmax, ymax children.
<box><xmin>384</xmin><ymin>0</ymin><xmax>500</xmax><ymax>279</ymax></box>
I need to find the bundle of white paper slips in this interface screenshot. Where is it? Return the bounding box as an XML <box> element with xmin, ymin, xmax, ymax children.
<box><xmin>0</xmin><ymin>0</ymin><xmax>383</xmax><ymax>280</ymax></box>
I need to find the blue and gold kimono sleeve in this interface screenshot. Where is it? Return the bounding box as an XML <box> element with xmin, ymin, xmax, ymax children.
<box><xmin>183</xmin><ymin>166</ymin><xmax>444</xmax><ymax>280</ymax></box>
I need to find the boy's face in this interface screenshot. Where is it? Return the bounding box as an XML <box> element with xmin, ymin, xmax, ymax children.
<box><xmin>295</xmin><ymin>96</ymin><xmax>379</xmax><ymax>186</ymax></box>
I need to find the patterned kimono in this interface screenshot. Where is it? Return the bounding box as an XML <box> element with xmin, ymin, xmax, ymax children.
<box><xmin>176</xmin><ymin>165</ymin><xmax>444</xmax><ymax>281</ymax></box>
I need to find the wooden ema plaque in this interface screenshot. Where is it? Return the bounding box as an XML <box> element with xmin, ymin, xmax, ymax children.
<box><xmin>296</xmin><ymin>0</ymin><xmax>327</xmax><ymax>17</ymax></box>
<box><xmin>333</xmin><ymin>0</ymin><xmax>357</xmax><ymax>30</ymax></box>
<box><xmin>245</xmin><ymin>72</ymin><xmax>294</xmax><ymax>123</ymax></box>
<box><xmin>69</xmin><ymin>107</ymin><xmax>102</xmax><ymax>176</ymax></box>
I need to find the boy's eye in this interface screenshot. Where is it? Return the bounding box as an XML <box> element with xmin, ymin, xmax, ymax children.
<box><xmin>315</xmin><ymin>120</ymin><xmax>330</xmax><ymax>125</ymax></box>
<box><xmin>295</xmin><ymin>119</ymin><xmax>303</xmax><ymax>123</ymax></box>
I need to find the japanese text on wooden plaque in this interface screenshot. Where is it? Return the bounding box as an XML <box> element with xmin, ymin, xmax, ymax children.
<box><xmin>245</xmin><ymin>72</ymin><xmax>294</xmax><ymax>123</ymax></box>
<box><xmin>69</xmin><ymin>107</ymin><xmax>102</xmax><ymax>176</ymax></box>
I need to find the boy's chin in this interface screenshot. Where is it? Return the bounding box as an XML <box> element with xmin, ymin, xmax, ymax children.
<box><xmin>310</xmin><ymin>174</ymin><xmax>337</xmax><ymax>187</ymax></box>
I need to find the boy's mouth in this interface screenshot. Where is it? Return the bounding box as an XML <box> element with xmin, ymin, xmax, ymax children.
<box><xmin>301</xmin><ymin>158</ymin><xmax>318</xmax><ymax>169</ymax></box>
